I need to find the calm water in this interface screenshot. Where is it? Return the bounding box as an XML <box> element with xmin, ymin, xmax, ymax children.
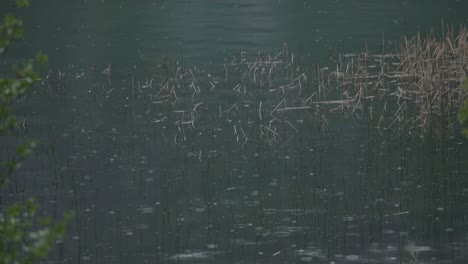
<box><xmin>2</xmin><ymin>0</ymin><xmax>468</xmax><ymax>263</ymax></box>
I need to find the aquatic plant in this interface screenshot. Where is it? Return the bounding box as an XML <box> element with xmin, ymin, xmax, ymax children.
<box><xmin>457</xmin><ymin>77</ymin><xmax>468</xmax><ymax>136</ymax></box>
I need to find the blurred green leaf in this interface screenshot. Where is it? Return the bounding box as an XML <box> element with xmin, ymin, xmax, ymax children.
<box><xmin>36</xmin><ymin>52</ymin><xmax>48</xmax><ymax>64</ymax></box>
<box><xmin>15</xmin><ymin>0</ymin><xmax>30</xmax><ymax>8</ymax></box>
<box><xmin>462</xmin><ymin>78</ymin><xmax>468</xmax><ymax>90</ymax></box>
<box><xmin>6</xmin><ymin>204</ymin><xmax>21</xmax><ymax>217</ymax></box>
<box><xmin>16</xmin><ymin>141</ymin><xmax>37</xmax><ymax>158</ymax></box>
<box><xmin>37</xmin><ymin>216</ymin><xmax>51</xmax><ymax>226</ymax></box>
<box><xmin>6</xmin><ymin>116</ymin><xmax>16</xmax><ymax>128</ymax></box>
<box><xmin>16</xmin><ymin>145</ymin><xmax>31</xmax><ymax>157</ymax></box>
<box><xmin>25</xmin><ymin>198</ymin><xmax>36</xmax><ymax>216</ymax></box>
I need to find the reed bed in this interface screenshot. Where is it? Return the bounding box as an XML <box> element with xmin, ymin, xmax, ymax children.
<box><xmin>40</xmin><ymin>26</ymin><xmax>468</xmax><ymax>146</ymax></box>
<box><xmin>324</xmin><ymin>26</ymin><xmax>468</xmax><ymax>135</ymax></box>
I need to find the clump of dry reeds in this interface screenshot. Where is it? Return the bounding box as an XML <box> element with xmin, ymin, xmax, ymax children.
<box><xmin>325</xmin><ymin>25</ymin><xmax>468</xmax><ymax>135</ymax></box>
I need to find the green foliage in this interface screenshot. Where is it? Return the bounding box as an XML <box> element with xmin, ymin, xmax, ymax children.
<box><xmin>1</xmin><ymin>1</ymin><xmax>71</xmax><ymax>263</ymax></box>
<box><xmin>0</xmin><ymin>14</ymin><xmax>24</xmax><ymax>53</ymax></box>
<box><xmin>0</xmin><ymin>201</ymin><xmax>73</xmax><ymax>264</ymax></box>
<box><xmin>15</xmin><ymin>0</ymin><xmax>30</xmax><ymax>8</ymax></box>
<box><xmin>0</xmin><ymin>0</ymin><xmax>30</xmax><ymax>53</ymax></box>
<box><xmin>35</xmin><ymin>52</ymin><xmax>48</xmax><ymax>65</ymax></box>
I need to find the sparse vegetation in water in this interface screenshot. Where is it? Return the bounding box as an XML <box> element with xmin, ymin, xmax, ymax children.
<box><xmin>4</xmin><ymin>13</ymin><xmax>467</xmax><ymax>262</ymax></box>
<box><xmin>44</xmin><ymin>26</ymin><xmax>467</xmax><ymax>143</ymax></box>
<box><xmin>458</xmin><ymin>77</ymin><xmax>468</xmax><ymax>136</ymax></box>
<box><xmin>0</xmin><ymin>1</ymin><xmax>71</xmax><ymax>263</ymax></box>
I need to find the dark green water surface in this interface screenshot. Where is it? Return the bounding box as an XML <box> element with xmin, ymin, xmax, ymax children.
<box><xmin>2</xmin><ymin>0</ymin><xmax>468</xmax><ymax>263</ymax></box>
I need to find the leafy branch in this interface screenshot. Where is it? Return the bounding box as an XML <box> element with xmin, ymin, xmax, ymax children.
<box><xmin>1</xmin><ymin>1</ymin><xmax>71</xmax><ymax>263</ymax></box>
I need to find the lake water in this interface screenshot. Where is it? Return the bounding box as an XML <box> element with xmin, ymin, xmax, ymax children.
<box><xmin>2</xmin><ymin>0</ymin><xmax>468</xmax><ymax>263</ymax></box>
